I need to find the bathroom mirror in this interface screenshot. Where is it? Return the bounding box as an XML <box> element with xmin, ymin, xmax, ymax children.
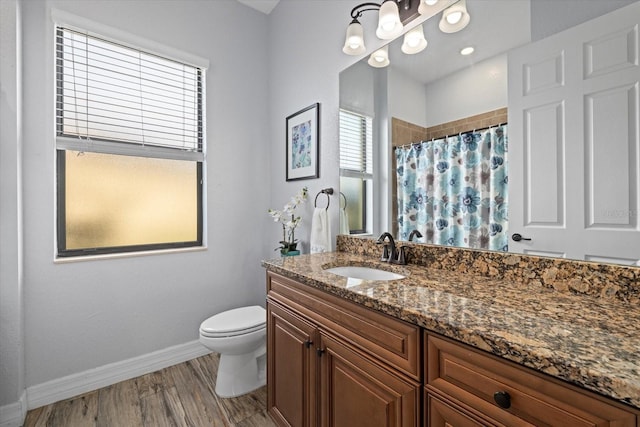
<box><xmin>338</xmin><ymin>0</ymin><xmax>640</xmax><ymax>266</ymax></box>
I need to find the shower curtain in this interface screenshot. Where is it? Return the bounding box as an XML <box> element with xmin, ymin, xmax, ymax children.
<box><xmin>396</xmin><ymin>125</ymin><xmax>508</xmax><ymax>251</ymax></box>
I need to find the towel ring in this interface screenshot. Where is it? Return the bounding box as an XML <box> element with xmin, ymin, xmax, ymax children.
<box><xmin>314</xmin><ymin>188</ymin><xmax>333</xmax><ymax>210</ymax></box>
<box><xmin>340</xmin><ymin>192</ymin><xmax>347</xmax><ymax>209</ymax></box>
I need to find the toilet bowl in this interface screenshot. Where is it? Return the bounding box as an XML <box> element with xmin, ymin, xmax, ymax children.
<box><xmin>199</xmin><ymin>305</ymin><xmax>266</xmax><ymax>398</ymax></box>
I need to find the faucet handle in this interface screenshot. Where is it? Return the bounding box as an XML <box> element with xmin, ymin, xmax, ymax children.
<box><xmin>394</xmin><ymin>246</ymin><xmax>407</xmax><ymax>265</ymax></box>
<box><xmin>379</xmin><ymin>244</ymin><xmax>390</xmax><ymax>261</ymax></box>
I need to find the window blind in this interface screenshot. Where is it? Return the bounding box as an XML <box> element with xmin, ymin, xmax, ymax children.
<box><xmin>339</xmin><ymin>109</ymin><xmax>373</xmax><ymax>177</ymax></box>
<box><xmin>55</xmin><ymin>27</ymin><xmax>203</xmax><ymax>153</ymax></box>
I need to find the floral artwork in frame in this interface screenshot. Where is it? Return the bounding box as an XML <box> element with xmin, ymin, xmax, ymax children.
<box><xmin>286</xmin><ymin>103</ymin><xmax>319</xmax><ymax>181</ymax></box>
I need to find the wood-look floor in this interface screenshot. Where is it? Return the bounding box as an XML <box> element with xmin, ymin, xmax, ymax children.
<box><xmin>23</xmin><ymin>353</ymin><xmax>276</xmax><ymax>427</ymax></box>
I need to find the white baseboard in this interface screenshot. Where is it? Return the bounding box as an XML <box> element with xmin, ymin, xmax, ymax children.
<box><xmin>26</xmin><ymin>340</ymin><xmax>210</xmax><ymax>410</ymax></box>
<box><xmin>0</xmin><ymin>391</ymin><xmax>26</xmax><ymax>427</ymax></box>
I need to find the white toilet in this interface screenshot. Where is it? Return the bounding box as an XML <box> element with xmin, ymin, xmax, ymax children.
<box><xmin>199</xmin><ymin>305</ymin><xmax>267</xmax><ymax>398</ymax></box>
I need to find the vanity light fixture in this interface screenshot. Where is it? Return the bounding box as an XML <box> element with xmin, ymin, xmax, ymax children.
<box><xmin>368</xmin><ymin>45</ymin><xmax>390</xmax><ymax>67</ymax></box>
<box><xmin>439</xmin><ymin>0</ymin><xmax>470</xmax><ymax>33</ymax></box>
<box><xmin>401</xmin><ymin>24</ymin><xmax>427</xmax><ymax>54</ymax></box>
<box><xmin>343</xmin><ymin>0</ymin><xmax>420</xmax><ymax>56</ymax></box>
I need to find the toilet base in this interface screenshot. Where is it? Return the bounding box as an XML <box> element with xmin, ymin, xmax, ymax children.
<box><xmin>215</xmin><ymin>347</ymin><xmax>266</xmax><ymax>398</ymax></box>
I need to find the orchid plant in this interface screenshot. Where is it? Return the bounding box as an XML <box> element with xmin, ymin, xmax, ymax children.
<box><xmin>268</xmin><ymin>187</ymin><xmax>308</xmax><ymax>254</ymax></box>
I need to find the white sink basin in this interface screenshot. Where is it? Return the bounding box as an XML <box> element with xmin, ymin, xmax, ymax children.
<box><xmin>324</xmin><ymin>266</ymin><xmax>405</xmax><ymax>281</ymax></box>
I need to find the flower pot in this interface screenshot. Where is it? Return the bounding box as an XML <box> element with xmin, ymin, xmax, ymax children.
<box><xmin>281</xmin><ymin>250</ymin><xmax>300</xmax><ymax>257</ymax></box>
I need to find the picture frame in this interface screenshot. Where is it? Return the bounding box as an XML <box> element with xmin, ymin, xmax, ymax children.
<box><xmin>286</xmin><ymin>103</ymin><xmax>320</xmax><ymax>181</ymax></box>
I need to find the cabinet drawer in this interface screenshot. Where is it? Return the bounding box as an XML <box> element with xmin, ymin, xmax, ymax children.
<box><xmin>425</xmin><ymin>333</ymin><xmax>637</xmax><ymax>427</ymax></box>
<box><xmin>426</xmin><ymin>393</ymin><xmax>505</xmax><ymax>427</ymax></box>
<box><xmin>267</xmin><ymin>271</ymin><xmax>420</xmax><ymax>380</ymax></box>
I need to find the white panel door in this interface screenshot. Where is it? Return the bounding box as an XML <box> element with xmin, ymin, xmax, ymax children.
<box><xmin>508</xmin><ymin>2</ymin><xmax>640</xmax><ymax>265</ymax></box>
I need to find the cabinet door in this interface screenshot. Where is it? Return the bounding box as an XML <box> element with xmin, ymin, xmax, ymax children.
<box><xmin>319</xmin><ymin>332</ymin><xmax>419</xmax><ymax>427</ymax></box>
<box><xmin>268</xmin><ymin>301</ymin><xmax>318</xmax><ymax>427</ymax></box>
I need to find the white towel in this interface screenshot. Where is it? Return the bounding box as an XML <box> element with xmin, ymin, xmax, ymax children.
<box><xmin>310</xmin><ymin>207</ymin><xmax>331</xmax><ymax>253</ymax></box>
<box><xmin>339</xmin><ymin>208</ymin><xmax>350</xmax><ymax>235</ymax></box>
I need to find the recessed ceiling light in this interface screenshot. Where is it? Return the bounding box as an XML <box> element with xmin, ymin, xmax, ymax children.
<box><xmin>460</xmin><ymin>46</ymin><xmax>475</xmax><ymax>56</ymax></box>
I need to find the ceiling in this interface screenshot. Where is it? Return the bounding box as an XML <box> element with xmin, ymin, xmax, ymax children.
<box><xmin>378</xmin><ymin>0</ymin><xmax>532</xmax><ymax>85</ymax></box>
<box><xmin>236</xmin><ymin>0</ymin><xmax>280</xmax><ymax>14</ymax></box>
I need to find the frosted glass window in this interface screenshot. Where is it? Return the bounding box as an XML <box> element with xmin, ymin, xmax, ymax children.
<box><xmin>340</xmin><ymin>177</ymin><xmax>366</xmax><ymax>234</ymax></box>
<box><xmin>55</xmin><ymin>25</ymin><xmax>205</xmax><ymax>257</ymax></box>
<box><xmin>60</xmin><ymin>151</ymin><xmax>200</xmax><ymax>252</ymax></box>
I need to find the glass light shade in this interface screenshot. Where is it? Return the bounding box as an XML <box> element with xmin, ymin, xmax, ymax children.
<box><xmin>342</xmin><ymin>21</ymin><xmax>366</xmax><ymax>55</ymax></box>
<box><xmin>376</xmin><ymin>1</ymin><xmax>403</xmax><ymax>40</ymax></box>
<box><xmin>439</xmin><ymin>0</ymin><xmax>471</xmax><ymax>33</ymax></box>
<box><xmin>368</xmin><ymin>45</ymin><xmax>390</xmax><ymax>68</ymax></box>
<box><xmin>401</xmin><ymin>25</ymin><xmax>427</xmax><ymax>54</ymax></box>
<box><xmin>418</xmin><ymin>0</ymin><xmax>439</xmax><ymax>15</ymax></box>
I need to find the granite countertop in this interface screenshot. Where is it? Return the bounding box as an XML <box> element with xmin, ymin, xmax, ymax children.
<box><xmin>262</xmin><ymin>252</ymin><xmax>640</xmax><ymax>410</ymax></box>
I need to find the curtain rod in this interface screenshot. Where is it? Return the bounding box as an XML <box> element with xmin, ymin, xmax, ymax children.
<box><xmin>395</xmin><ymin>122</ymin><xmax>507</xmax><ymax>150</ymax></box>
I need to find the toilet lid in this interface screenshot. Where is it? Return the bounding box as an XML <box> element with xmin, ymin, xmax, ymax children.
<box><xmin>200</xmin><ymin>305</ymin><xmax>266</xmax><ymax>337</ymax></box>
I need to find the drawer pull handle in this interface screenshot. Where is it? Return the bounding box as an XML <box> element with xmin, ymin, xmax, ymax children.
<box><xmin>494</xmin><ymin>391</ymin><xmax>511</xmax><ymax>409</ymax></box>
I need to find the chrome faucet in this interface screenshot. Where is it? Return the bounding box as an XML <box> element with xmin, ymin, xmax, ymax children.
<box><xmin>408</xmin><ymin>229</ymin><xmax>423</xmax><ymax>242</ymax></box>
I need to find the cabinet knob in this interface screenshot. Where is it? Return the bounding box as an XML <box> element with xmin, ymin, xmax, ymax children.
<box><xmin>316</xmin><ymin>348</ymin><xmax>325</xmax><ymax>357</ymax></box>
<box><xmin>305</xmin><ymin>340</ymin><xmax>313</xmax><ymax>348</ymax></box>
<box><xmin>493</xmin><ymin>391</ymin><xmax>511</xmax><ymax>409</ymax></box>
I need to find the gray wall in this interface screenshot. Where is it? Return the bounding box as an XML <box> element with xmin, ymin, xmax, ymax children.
<box><xmin>0</xmin><ymin>0</ymin><xmax>25</xmax><ymax>419</ymax></box>
<box><xmin>22</xmin><ymin>0</ymin><xmax>270</xmax><ymax>386</ymax></box>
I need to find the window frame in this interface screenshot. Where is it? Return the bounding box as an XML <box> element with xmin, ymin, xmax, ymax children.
<box><xmin>54</xmin><ymin>23</ymin><xmax>206</xmax><ymax>258</ymax></box>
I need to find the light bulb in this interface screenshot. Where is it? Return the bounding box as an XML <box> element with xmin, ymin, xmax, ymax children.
<box><xmin>425</xmin><ymin>0</ymin><xmax>437</xmax><ymax>5</ymax></box>
<box><xmin>407</xmin><ymin>36</ymin><xmax>420</xmax><ymax>48</ymax></box>
<box><xmin>446</xmin><ymin>11</ymin><xmax>462</xmax><ymax>24</ymax></box>
<box><xmin>382</xmin><ymin>21</ymin><xmax>395</xmax><ymax>31</ymax></box>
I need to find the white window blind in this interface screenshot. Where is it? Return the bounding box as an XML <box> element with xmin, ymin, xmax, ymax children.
<box><xmin>56</xmin><ymin>27</ymin><xmax>203</xmax><ymax>154</ymax></box>
<box><xmin>339</xmin><ymin>109</ymin><xmax>373</xmax><ymax>177</ymax></box>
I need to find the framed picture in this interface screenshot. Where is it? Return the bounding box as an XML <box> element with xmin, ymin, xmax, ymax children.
<box><xmin>286</xmin><ymin>103</ymin><xmax>320</xmax><ymax>181</ymax></box>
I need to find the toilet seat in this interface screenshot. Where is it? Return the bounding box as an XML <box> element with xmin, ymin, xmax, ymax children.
<box><xmin>200</xmin><ymin>305</ymin><xmax>266</xmax><ymax>338</ymax></box>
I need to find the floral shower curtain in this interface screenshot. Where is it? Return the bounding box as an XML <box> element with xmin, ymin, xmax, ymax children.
<box><xmin>396</xmin><ymin>126</ymin><xmax>508</xmax><ymax>251</ymax></box>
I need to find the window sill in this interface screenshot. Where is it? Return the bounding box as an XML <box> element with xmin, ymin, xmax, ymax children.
<box><xmin>54</xmin><ymin>245</ymin><xmax>207</xmax><ymax>264</ymax></box>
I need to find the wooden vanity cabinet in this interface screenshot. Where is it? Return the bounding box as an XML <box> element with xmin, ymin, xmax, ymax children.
<box><xmin>424</xmin><ymin>333</ymin><xmax>638</xmax><ymax>427</ymax></box>
<box><xmin>266</xmin><ymin>271</ymin><xmax>639</xmax><ymax>427</ymax></box>
<box><xmin>267</xmin><ymin>271</ymin><xmax>421</xmax><ymax>427</ymax></box>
